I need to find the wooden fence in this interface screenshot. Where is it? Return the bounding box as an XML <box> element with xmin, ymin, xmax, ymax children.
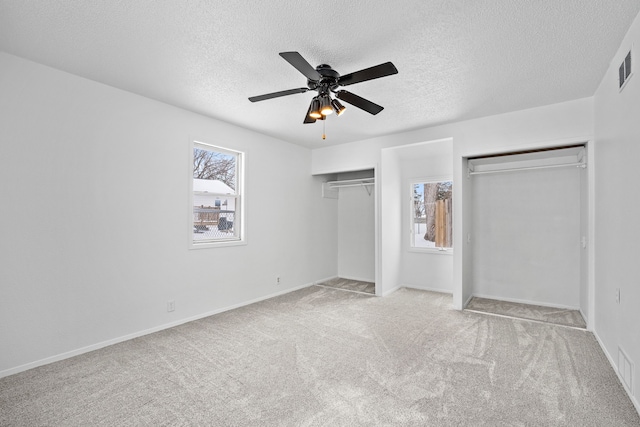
<box><xmin>194</xmin><ymin>205</ymin><xmax>221</xmax><ymax>228</ymax></box>
<box><xmin>435</xmin><ymin>198</ymin><xmax>452</xmax><ymax>248</ymax></box>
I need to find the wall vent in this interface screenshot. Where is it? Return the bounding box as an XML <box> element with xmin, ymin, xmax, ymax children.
<box><xmin>619</xmin><ymin>50</ymin><xmax>632</xmax><ymax>90</ymax></box>
<box><xmin>618</xmin><ymin>346</ymin><xmax>634</xmax><ymax>395</ymax></box>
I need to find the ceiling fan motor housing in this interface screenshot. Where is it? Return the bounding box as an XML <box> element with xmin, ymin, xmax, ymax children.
<box><xmin>308</xmin><ymin>64</ymin><xmax>340</xmax><ymax>93</ymax></box>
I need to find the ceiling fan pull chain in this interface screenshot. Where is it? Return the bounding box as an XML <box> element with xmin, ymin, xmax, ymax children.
<box><xmin>322</xmin><ymin>119</ymin><xmax>326</xmax><ymax>140</ymax></box>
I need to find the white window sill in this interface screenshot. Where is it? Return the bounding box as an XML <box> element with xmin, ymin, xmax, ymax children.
<box><xmin>189</xmin><ymin>239</ymin><xmax>247</xmax><ymax>250</ymax></box>
<box><xmin>407</xmin><ymin>247</ymin><xmax>454</xmax><ymax>255</ymax></box>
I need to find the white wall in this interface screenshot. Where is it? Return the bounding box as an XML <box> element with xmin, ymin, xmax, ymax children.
<box><xmin>470</xmin><ymin>166</ymin><xmax>582</xmax><ymax>307</ymax></box>
<box><xmin>593</xmin><ymin>11</ymin><xmax>640</xmax><ymax>407</ymax></box>
<box><xmin>380</xmin><ymin>149</ymin><xmax>402</xmax><ymax>295</ymax></box>
<box><xmin>313</xmin><ymin>97</ymin><xmax>593</xmax><ymax>308</ymax></box>
<box><xmin>0</xmin><ymin>52</ymin><xmax>336</xmax><ymax>375</ymax></box>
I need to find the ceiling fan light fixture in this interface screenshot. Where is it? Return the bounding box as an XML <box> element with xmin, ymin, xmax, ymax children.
<box><xmin>320</xmin><ymin>95</ymin><xmax>333</xmax><ymax>116</ymax></box>
<box><xmin>309</xmin><ymin>97</ymin><xmax>322</xmax><ymax>119</ymax></box>
<box><xmin>331</xmin><ymin>99</ymin><xmax>346</xmax><ymax>116</ymax></box>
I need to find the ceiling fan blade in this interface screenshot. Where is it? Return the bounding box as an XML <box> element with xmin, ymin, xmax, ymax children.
<box><xmin>280</xmin><ymin>51</ymin><xmax>322</xmax><ymax>81</ymax></box>
<box><xmin>336</xmin><ymin>90</ymin><xmax>384</xmax><ymax>115</ymax></box>
<box><xmin>248</xmin><ymin>87</ymin><xmax>309</xmax><ymax>102</ymax></box>
<box><xmin>338</xmin><ymin>62</ymin><xmax>398</xmax><ymax>86</ymax></box>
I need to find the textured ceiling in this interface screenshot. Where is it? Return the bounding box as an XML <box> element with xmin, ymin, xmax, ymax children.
<box><xmin>1</xmin><ymin>0</ymin><xmax>639</xmax><ymax>148</ymax></box>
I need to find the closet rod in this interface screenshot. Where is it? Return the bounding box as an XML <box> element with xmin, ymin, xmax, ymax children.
<box><xmin>328</xmin><ymin>182</ymin><xmax>375</xmax><ymax>189</ymax></box>
<box><xmin>326</xmin><ymin>177</ymin><xmax>374</xmax><ymax>186</ymax></box>
<box><xmin>468</xmin><ymin>162</ymin><xmax>586</xmax><ymax>176</ymax></box>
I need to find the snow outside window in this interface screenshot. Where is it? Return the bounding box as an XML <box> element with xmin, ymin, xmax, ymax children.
<box><xmin>191</xmin><ymin>142</ymin><xmax>243</xmax><ymax>247</ymax></box>
<box><xmin>411</xmin><ymin>180</ymin><xmax>453</xmax><ymax>251</ymax></box>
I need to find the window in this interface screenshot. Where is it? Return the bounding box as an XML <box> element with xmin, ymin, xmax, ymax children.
<box><xmin>191</xmin><ymin>142</ymin><xmax>243</xmax><ymax>247</ymax></box>
<box><xmin>411</xmin><ymin>179</ymin><xmax>452</xmax><ymax>251</ymax></box>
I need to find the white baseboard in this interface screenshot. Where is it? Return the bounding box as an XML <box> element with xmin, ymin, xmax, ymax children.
<box><xmin>593</xmin><ymin>330</ymin><xmax>640</xmax><ymax>416</ymax></box>
<box><xmin>381</xmin><ymin>286</ymin><xmax>401</xmax><ymax>297</ymax></box>
<box><xmin>579</xmin><ymin>308</ymin><xmax>590</xmax><ymax>331</ymax></box>
<box><xmin>314</xmin><ymin>275</ymin><xmax>338</xmax><ymax>284</ymax></box>
<box><xmin>338</xmin><ymin>275</ymin><xmax>375</xmax><ymax>283</ymax></box>
<box><xmin>463</xmin><ymin>293</ymin><xmax>474</xmax><ymax>309</ymax></box>
<box><xmin>382</xmin><ymin>285</ymin><xmax>454</xmax><ymax>298</ymax></box>
<box><xmin>401</xmin><ymin>284</ymin><xmax>453</xmax><ymax>295</ymax></box>
<box><xmin>470</xmin><ymin>293</ymin><xmax>580</xmax><ymax>311</ymax></box>
<box><xmin>0</xmin><ymin>281</ymin><xmax>314</xmax><ymax>379</ymax></box>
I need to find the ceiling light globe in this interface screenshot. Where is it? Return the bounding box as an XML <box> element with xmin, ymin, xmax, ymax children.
<box><xmin>320</xmin><ymin>96</ymin><xmax>333</xmax><ymax>116</ymax></box>
<box><xmin>331</xmin><ymin>99</ymin><xmax>346</xmax><ymax>116</ymax></box>
<box><xmin>309</xmin><ymin>98</ymin><xmax>322</xmax><ymax>119</ymax></box>
<box><xmin>321</xmin><ymin>106</ymin><xmax>333</xmax><ymax>116</ymax></box>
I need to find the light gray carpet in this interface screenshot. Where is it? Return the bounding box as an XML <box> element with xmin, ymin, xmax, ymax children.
<box><xmin>466</xmin><ymin>297</ymin><xmax>587</xmax><ymax>329</ymax></box>
<box><xmin>1</xmin><ymin>287</ymin><xmax>638</xmax><ymax>426</ymax></box>
<box><xmin>316</xmin><ymin>277</ymin><xmax>375</xmax><ymax>294</ymax></box>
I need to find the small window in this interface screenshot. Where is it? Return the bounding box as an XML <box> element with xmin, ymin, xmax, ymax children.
<box><xmin>411</xmin><ymin>180</ymin><xmax>453</xmax><ymax>251</ymax></box>
<box><xmin>191</xmin><ymin>142</ymin><xmax>243</xmax><ymax>247</ymax></box>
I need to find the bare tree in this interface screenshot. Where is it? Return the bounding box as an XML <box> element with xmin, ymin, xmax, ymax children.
<box><xmin>423</xmin><ymin>183</ymin><xmax>438</xmax><ymax>241</ymax></box>
<box><xmin>193</xmin><ymin>149</ymin><xmax>236</xmax><ymax>190</ymax></box>
<box><xmin>414</xmin><ymin>186</ymin><xmax>425</xmax><ymax>218</ymax></box>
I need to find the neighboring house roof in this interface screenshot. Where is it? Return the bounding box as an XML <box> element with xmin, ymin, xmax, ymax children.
<box><xmin>193</xmin><ymin>178</ymin><xmax>234</xmax><ymax>194</ymax></box>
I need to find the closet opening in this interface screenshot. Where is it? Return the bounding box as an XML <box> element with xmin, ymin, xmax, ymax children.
<box><xmin>465</xmin><ymin>144</ymin><xmax>589</xmax><ymax>328</ymax></box>
<box><xmin>318</xmin><ymin>169</ymin><xmax>376</xmax><ymax>295</ymax></box>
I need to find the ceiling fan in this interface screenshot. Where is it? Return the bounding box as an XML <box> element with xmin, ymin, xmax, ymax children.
<box><xmin>248</xmin><ymin>51</ymin><xmax>398</xmax><ymax>124</ymax></box>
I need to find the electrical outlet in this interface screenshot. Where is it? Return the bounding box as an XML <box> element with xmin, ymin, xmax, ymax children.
<box><xmin>615</xmin><ymin>288</ymin><xmax>621</xmax><ymax>304</ymax></box>
<box><xmin>167</xmin><ymin>300</ymin><xmax>175</xmax><ymax>312</ymax></box>
<box><xmin>276</xmin><ymin>276</ymin><xmax>281</xmax><ymax>286</ymax></box>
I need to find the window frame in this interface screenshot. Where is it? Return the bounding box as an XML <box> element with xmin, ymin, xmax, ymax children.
<box><xmin>408</xmin><ymin>176</ymin><xmax>453</xmax><ymax>255</ymax></box>
<box><xmin>189</xmin><ymin>140</ymin><xmax>246</xmax><ymax>249</ymax></box>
